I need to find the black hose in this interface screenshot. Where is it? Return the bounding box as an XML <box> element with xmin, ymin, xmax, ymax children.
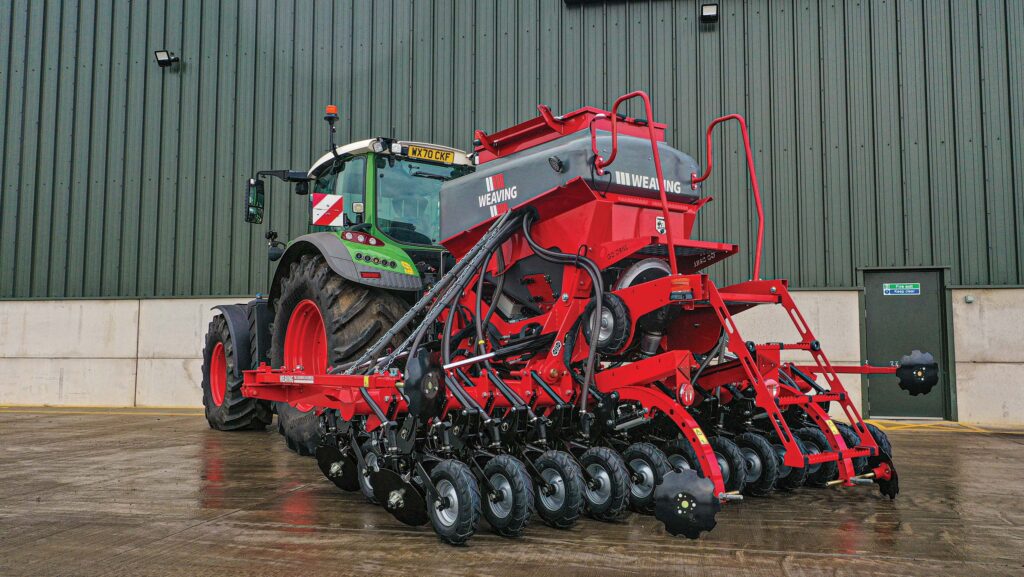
<box><xmin>688</xmin><ymin>330</ymin><xmax>729</xmax><ymax>387</ymax></box>
<box><xmin>399</xmin><ymin>213</ymin><xmax>524</xmax><ymax>368</ymax></box>
<box><xmin>360</xmin><ymin>210</ymin><xmax>520</xmax><ymax>373</ymax></box>
<box><xmin>520</xmin><ymin>212</ymin><xmax>603</xmax><ymax>416</ymax></box>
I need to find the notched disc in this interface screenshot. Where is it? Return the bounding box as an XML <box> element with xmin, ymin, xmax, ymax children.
<box><xmin>868</xmin><ymin>453</ymin><xmax>900</xmax><ymax>500</ymax></box>
<box><xmin>897</xmin><ymin>350</ymin><xmax>939</xmax><ymax>396</ymax></box>
<box><xmin>654</xmin><ymin>469</ymin><xmax>720</xmax><ymax>539</ymax></box>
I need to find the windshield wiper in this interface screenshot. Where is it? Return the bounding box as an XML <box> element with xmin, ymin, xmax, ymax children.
<box><xmin>411</xmin><ymin>171</ymin><xmax>448</xmax><ymax>181</ymax></box>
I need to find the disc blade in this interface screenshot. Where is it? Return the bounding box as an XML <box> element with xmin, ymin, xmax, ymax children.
<box><xmin>371</xmin><ymin>468</ymin><xmax>429</xmax><ymax>526</ymax></box>
<box><xmin>654</xmin><ymin>469</ymin><xmax>720</xmax><ymax>539</ymax></box>
<box><xmin>897</xmin><ymin>350</ymin><xmax>939</xmax><ymax>396</ymax></box>
<box><xmin>316</xmin><ymin>445</ymin><xmax>360</xmax><ymax>492</ymax></box>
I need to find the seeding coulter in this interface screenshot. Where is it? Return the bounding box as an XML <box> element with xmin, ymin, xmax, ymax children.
<box><xmin>202</xmin><ymin>92</ymin><xmax>938</xmax><ymax>544</ymax></box>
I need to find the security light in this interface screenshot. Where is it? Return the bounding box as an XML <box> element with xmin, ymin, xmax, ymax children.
<box><xmin>154</xmin><ymin>50</ymin><xmax>180</xmax><ymax>68</ymax></box>
<box><xmin>700</xmin><ymin>3</ymin><xmax>719</xmax><ymax>23</ymax></box>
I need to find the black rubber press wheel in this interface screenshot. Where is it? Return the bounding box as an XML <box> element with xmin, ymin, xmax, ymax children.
<box><xmin>796</xmin><ymin>427</ymin><xmax>839</xmax><ymax>487</ymax></box>
<box><xmin>580</xmin><ymin>446</ymin><xmax>630</xmax><ymax>521</ymax></box>
<box><xmin>623</xmin><ymin>442</ymin><xmax>672</xmax><ymax>513</ymax></box>
<box><xmin>533</xmin><ymin>450</ymin><xmax>585</xmax><ymax>529</ymax></box>
<box><xmin>428</xmin><ymin>460</ymin><xmax>481</xmax><ymax>546</ymax></box>
<box><xmin>735</xmin><ymin>432</ymin><xmax>779</xmax><ymax>497</ymax></box>
<box><xmin>709</xmin><ymin>436</ymin><xmax>747</xmax><ymax>494</ymax></box>
<box><xmin>482</xmin><ymin>454</ymin><xmax>534</xmax><ymax>538</ymax></box>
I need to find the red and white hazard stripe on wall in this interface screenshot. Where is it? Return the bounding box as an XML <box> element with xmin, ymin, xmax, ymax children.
<box><xmin>311</xmin><ymin>193</ymin><xmax>345</xmax><ymax>227</ymax></box>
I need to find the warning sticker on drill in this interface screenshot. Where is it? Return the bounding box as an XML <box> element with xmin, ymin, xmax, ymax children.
<box><xmin>693</xmin><ymin>428</ymin><xmax>709</xmax><ymax>445</ymax></box>
<box><xmin>825</xmin><ymin>420</ymin><xmax>840</xmax><ymax>436</ymax></box>
<box><xmin>882</xmin><ymin>282</ymin><xmax>920</xmax><ymax>296</ymax></box>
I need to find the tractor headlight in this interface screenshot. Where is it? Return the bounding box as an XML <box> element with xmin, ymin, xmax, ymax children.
<box><xmin>391</xmin><ymin>142</ymin><xmax>403</xmax><ymax>155</ymax></box>
<box><xmin>371</xmin><ymin>139</ymin><xmax>385</xmax><ymax>153</ymax></box>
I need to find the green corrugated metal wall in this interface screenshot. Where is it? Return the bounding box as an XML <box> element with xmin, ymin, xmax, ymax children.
<box><xmin>1</xmin><ymin>0</ymin><xmax>1022</xmax><ymax>299</ymax></box>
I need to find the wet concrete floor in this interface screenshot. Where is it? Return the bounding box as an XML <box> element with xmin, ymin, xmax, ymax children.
<box><xmin>0</xmin><ymin>408</ymin><xmax>1022</xmax><ymax>577</ymax></box>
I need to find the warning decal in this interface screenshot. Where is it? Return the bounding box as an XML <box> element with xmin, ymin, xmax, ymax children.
<box><xmin>312</xmin><ymin>193</ymin><xmax>345</xmax><ymax>227</ymax></box>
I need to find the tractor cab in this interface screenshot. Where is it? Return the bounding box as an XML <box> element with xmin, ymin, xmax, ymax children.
<box><xmin>244</xmin><ymin>105</ymin><xmax>473</xmax><ymax>291</ymax></box>
<box><xmin>306</xmin><ymin>138</ymin><xmax>473</xmax><ymax>248</ymax></box>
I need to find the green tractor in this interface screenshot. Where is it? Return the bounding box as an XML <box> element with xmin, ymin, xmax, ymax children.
<box><xmin>201</xmin><ymin>106</ymin><xmax>473</xmax><ymax>456</ymax></box>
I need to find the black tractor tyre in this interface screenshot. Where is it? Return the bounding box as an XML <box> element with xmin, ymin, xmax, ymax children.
<box><xmin>796</xmin><ymin>427</ymin><xmax>840</xmax><ymax>487</ymax></box>
<box><xmin>202</xmin><ymin>315</ymin><xmax>273</xmax><ymax>431</ymax></box>
<box><xmin>709</xmin><ymin>436</ymin><xmax>747</xmax><ymax>494</ymax></box>
<box><xmin>580</xmin><ymin>446</ymin><xmax>631</xmax><ymax>521</ymax></box>
<box><xmin>835</xmin><ymin>422</ymin><xmax>870</xmax><ymax>475</ymax></box>
<box><xmin>623</xmin><ymin>442</ymin><xmax>672</xmax><ymax>513</ymax></box>
<box><xmin>358</xmin><ymin>440</ymin><xmax>382</xmax><ymax>505</ymax></box>
<box><xmin>865</xmin><ymin>422</ymin><xmax>893</xmax><ymax>458</ymax></box>
<box><xmin>533</xmin><ymin>450</ymin><xmax>585</xmax><ymax>529</ymax></box>
<box><xmin>663</xmin><ymin>437</ymin><xmax>704</xmax><ymax>476</ymax></box>
<box><xmin>774</xmin><ymin>434</ymin><xmax>810</xmax><ymax>491</ymax></box>
<box><xmin>481</xmin><ymin>454</ymin><xmax>534</xmax><ymax>538</ymax></box>
<box><xmin>269</xmin><ymin>254</ymin><xmax>408</xmax><ymax>456</ymax></box>
<box><xmin>427</xmin><ymin>460</ymin><xmax>482</xmax><ymax>546</ymax></box>
<box><xmin>735</xmin><ymin>432</ymin><xmax>779</xmax><ymax>497</ymax></box>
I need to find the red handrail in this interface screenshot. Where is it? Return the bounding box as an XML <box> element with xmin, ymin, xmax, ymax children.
<box><xmin>590</xmin><ymin>91</ymin><xmax>678</xmax><ymax>275</ymax></box>
<box><xmin>690</xmin><ymin>114</ymin><xmax>765</xmax><ymax>281</ymax></box>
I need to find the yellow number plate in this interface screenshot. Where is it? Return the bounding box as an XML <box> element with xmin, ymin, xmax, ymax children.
<box><xmin>407</xmin><ymin>145</ymin><xmax>454</xmax><ymax>164</ymax></box>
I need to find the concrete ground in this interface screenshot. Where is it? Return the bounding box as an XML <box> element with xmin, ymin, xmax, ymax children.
<box><xmin>1</xmin><ymin>408</ymin><xmax>1021</xmax><ymax>577</ymax></box>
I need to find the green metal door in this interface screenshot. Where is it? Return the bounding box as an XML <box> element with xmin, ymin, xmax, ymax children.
<box><xmin>863</xmin><ymin>269</ymin><xmax>948</xmax><ymax>418</ymax></box>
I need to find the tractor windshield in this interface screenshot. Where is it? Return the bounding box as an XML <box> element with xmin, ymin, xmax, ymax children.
<box><xmin>376</xmin><ymin>157</ymin><xmax>469</xmax><ymax>245</ymax></box>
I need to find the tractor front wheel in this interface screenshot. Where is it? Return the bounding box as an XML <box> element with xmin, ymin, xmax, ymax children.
<box><xmin>201</xmin><ymin>315</ymin><xmax>272</xmax><ymax>431</ymax></box>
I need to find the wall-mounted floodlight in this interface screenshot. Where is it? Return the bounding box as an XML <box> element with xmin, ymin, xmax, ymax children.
<box><xmin>154</xmin><ymin>50</ymin><xmax>180</xmax><ymax>68</ymax></box>
<box><xmin>700</xmin><ymin>3</ymin><xmax>720</xmax><ymax>23</ymax></box>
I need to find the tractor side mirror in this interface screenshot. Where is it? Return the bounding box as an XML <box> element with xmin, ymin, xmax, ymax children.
<box><xmin>245</xmin><ymin>178</ymin><xmax>265</xmax><ymax>224</ymax></box>
<box><xmin>294</xmin><ymin>180</ymin><xmax>309</xmax><ymax>195</ymax></box>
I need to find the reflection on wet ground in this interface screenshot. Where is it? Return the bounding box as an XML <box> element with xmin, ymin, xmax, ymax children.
<box><xmin>1</xmin><ymin>409</ymin><xmax>1022</xmax><ymax>576</ymax></box>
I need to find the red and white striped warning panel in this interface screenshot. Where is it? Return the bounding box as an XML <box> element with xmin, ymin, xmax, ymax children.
<box><xmin>311</xmin><ymin>193</ymin><xmax>345</xmax><ymax>227</ymax></box>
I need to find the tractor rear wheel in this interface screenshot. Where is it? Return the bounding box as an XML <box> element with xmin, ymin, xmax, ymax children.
<box><xmin>270</xmin><ymin>253</ymin><xmax>408</xmax><ymax>456</ymax></box>
<box><xmin>201</xmin><ymin>315</ymin><xmax>272</xmax><ymax>431</ymax></box>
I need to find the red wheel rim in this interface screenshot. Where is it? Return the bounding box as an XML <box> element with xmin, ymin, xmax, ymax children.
<box><xmin>210</xmin><ymin>342</ymin><xmax>227</xmax><ymax>407</ymax></box>
<box><xmin>284</xmin><ymin>299</ymin><xmax>327</xmax><ymax>412</ymax></box>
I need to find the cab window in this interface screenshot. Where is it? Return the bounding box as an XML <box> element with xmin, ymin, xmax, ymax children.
<box><xmin>311</xmin><ymin>156</ymin><xmax>366</xmax><ymax>226</ymax></box>
<box><xmin>375</xmin><ymin>157</ymin><xmax>468</xmax><ymax>245</ymax></box>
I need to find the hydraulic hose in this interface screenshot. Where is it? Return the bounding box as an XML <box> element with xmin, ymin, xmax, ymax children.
<box><xmin>520</xmin><ymin>212</ymin><xmax>603</xmax><ymax>417</ymax></box>
<box><xmin>371</xmin><ymin>212</ymin><xmax>524</xmax><ymax>373</ymax></box>
<box><xmin>341</xmin><ymin>211</ymin><xmax>515</xmax><ymax>374</ymax></box>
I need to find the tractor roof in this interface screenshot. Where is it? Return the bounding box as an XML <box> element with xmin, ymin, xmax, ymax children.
<box><xmin>308</xmin><ymin>139</ymin><xmax>472</xmax><ymax>176</ymax></box>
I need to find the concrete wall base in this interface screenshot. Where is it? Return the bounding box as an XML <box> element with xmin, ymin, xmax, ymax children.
<box><xmin>0</xmin><ymin>298</ymin><xmax>239</xmax><ymax>408</ymax></box>
<box><xmin>2</xmin><ymin>289</ymin><xmax>1022</xmax><ymax>426</ymax></box>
